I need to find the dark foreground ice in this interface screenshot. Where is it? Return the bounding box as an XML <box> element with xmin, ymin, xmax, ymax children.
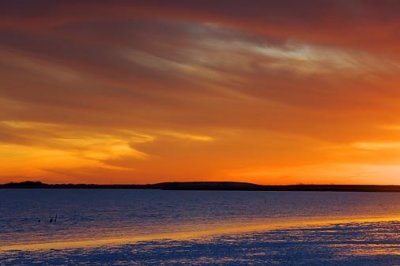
<box><xmin>2</xmin><ymin>221</ymin><xmax>400</xmax><ymax>265</ymax></box>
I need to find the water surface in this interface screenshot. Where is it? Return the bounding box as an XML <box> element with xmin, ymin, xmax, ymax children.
<box><xmin>1</xmin><ymin>189</ymin><xmax>400</xmax><ymax>248</ymax></box>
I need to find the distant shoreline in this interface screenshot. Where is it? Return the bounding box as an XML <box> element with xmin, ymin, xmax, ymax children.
<box><xmin>2</xmin><ymin>181</ymin><xmax>400</xmax><ymax>192</ymax></box>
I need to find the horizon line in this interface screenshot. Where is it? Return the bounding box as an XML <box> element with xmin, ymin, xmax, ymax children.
<box><xmin>3</xmin><ymin>180</ymin><xmax>400</xmax><ymax>187</ymax></box>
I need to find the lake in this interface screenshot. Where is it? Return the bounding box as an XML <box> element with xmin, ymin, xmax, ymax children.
<box><xmin>1</xmin><ymin>189</ymin><xmax>400</xmax><ymax>265</ymax></box>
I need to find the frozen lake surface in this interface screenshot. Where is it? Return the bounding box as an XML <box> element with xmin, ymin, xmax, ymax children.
<box><xmin>1</xmin><ymin>189</ymin><xmax>400</xmax><ymax>265</ymax></box>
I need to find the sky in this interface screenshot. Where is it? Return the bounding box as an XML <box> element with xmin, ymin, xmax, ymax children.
<box><xmin>1</xmin><ymin>0</ymin><xmax>400</xmax><ymax>184</ymax></box>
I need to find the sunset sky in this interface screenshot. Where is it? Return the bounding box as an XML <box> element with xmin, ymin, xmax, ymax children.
<box><xmin>1</xmin><ymin>1</ymin><xmax>400</xmax><ymax>184</ymax></box>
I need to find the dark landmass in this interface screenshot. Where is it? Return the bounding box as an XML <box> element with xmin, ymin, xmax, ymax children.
<box><xmin>0</xmin><ymin>181</ymin><xmax>151</xmax><ymax>189</ymax></box>
<box><xmin>2</xmin><ymin>181</ymin><xmax>400</xmax><ymax>192</ymax></box>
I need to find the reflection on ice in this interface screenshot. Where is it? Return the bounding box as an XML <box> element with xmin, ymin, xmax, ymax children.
<box><xmin>2</xmin><ymin>220</ymin><xmax>400</xmax><ymax>265</ymax></box>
